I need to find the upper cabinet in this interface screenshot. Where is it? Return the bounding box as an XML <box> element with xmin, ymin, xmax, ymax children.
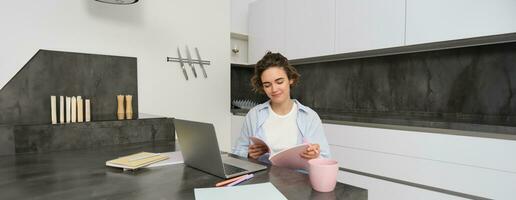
<box><xmin>231</xmin><ymin>0</ymin><xmax>256</xmax><ymax>35</ymax></box>
<box><xmin>248</xmin><ymin>0</ymin><xmax>516</xmax><ymax>61</ymax></box>
<box><xmin>248</xmin><ymin>0</ymin><xmax>286</xmax><ymax>63</ymax></box>
<box><xmin>406</xmin><ymin>0</ymin><xmax>516</xmax><ymax>45</ymax></box>
<box><xmin>335</xmin><ymin>0</ymin><xmax>405</xmax><ymax>53</ymax></box>
<box><xmin>284</xmin><ymin>0</ymin><xmax>335</xmax><ymax>60</ymax></box>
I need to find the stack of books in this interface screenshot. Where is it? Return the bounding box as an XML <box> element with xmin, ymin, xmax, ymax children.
<box><xmin>106</xmin><ymin>152</ymin><xmax>169</xmax><ymax>170</ymax></box>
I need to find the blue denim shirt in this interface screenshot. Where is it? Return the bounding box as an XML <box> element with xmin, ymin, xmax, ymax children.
<box><xmin>232</xmin><ymin>99</ymin><xmax>331</xmax><ymax>159</ymax></box>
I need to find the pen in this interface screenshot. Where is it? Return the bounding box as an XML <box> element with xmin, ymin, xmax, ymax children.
<box><xmin>215</xmin><ymin>174</ymin><xmax>248</xmax><ymax>187</ymax></box>
<box><xmin>227</xmin><ymin>174</ymin><xmax>254</xmax><ymax>187</ymax></box>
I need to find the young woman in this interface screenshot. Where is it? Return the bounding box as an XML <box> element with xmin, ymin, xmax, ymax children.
<box><xmin>232</xmin><ymin>52</ymin><xmax>330</xmax><ymax>162</ymax></box>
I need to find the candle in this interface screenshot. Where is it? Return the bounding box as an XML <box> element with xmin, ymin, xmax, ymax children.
<box><xmin>66</xmin><ymin>97</ymin><xmax>71</xmax><ymax>123</ymax></box>
<box><xmin>71</xmin><ymin>96</ymin><xmax>77</xmax><ymax>123</ymax></box>
<box><xmin>59</xmin><ymin>96</ymin><xmax>64</xmax><ymax>124</ymax></box>
<box><xmin>85</xmin><ymin>99</ymin><xmax>91</xmax><ymax>122</ymax></box>
<box><xmin>50</xmin><ymin>96</ymin><xmax>57</xmax><ymax>124</ymax></box>
<box><xmin>77</xmin><ymin>96</ymin><xmax>83</xmax><ymax>122</ymax></box>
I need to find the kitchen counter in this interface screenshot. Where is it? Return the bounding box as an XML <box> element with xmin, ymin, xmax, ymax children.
<box><xmin>231</xmin><ymin>108</ymin><xmax>516</xmax><ymax>141</ymax></box>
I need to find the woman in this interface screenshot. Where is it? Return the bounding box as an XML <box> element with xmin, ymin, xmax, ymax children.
<box><xmin>232</xmin><ymin>52</ymin><xmax>330</xmax><ymax>162</ymax></box>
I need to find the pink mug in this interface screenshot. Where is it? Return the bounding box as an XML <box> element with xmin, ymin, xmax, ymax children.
<box><xmin>308</xmin><ymin>158</ymin><xmax>339</xmax><ymax>192</ymax></box>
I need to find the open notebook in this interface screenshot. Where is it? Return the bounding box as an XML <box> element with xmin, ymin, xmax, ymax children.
<box><xmin>250</xmin><ymin>137</ymin><xmax>309</xmax><ymax>169</ymax></box>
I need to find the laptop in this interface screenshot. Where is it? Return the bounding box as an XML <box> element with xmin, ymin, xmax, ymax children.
<box><xmin>173</xmin><ymin>118</ymin><xmax>267</xmax><ymax>179</ymax></box>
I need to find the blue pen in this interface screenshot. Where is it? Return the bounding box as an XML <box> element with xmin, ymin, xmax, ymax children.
<box><xmin>226</xmin><ymin>174</ymin><xmax>254</xmax><ymax>187</ymax></box>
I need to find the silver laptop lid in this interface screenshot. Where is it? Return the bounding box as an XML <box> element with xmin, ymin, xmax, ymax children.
<box><xmin>173</xmin><ymin>118</ymin><xmax>228</xmax><ymax>178</ymax></box>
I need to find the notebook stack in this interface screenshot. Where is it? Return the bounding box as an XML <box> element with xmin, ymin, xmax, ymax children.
<box><xmin>106</xmin><ymin>152</ymin><xmax>169</xmax><ymax>170</ymax></box>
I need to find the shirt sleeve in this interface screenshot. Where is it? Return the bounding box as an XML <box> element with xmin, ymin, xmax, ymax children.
<box><xmin>231</xmin><ymin>112</ymin><xmax>253</xmax><ymax>158</ymax></box>
<box><xmin>305</xmin><ymin>112</ymin><xmax>331</xmax><ymax>158</ymax></box>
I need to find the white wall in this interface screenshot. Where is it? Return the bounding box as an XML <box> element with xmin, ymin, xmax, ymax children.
<box><xmin>0</xmin><ymin>0</ymin><xmax>233</xmax><ymax>151</ymax></box>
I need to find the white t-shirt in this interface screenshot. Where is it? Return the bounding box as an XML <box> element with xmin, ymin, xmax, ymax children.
<box><xmin>263</xmin><ymin>102</ymin><xmax>299</xmax><ymax>154</ymax></box>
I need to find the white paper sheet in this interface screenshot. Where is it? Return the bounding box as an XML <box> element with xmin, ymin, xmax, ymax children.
<box><xmin>194</xmin><ymin>182</ymin><xmax>287</xmax><ymax>200</ymax></box>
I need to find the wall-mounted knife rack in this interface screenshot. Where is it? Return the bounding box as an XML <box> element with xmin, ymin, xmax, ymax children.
<box><xmin>167</xmin><ymin>46</ymin><xmax>211</xmax><ymax>80</ymax></box>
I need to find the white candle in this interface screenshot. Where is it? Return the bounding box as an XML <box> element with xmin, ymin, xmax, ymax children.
<box><xmin>71</xmin><ymin>96</ymin><xmax>77</xmax><ymax>123</ymax></box>
<box><xmin>50</xmin><ymin>96</ymin><xmax>57</xmax><ymax>124</ymax></box>
<box><xmin>66</xmin><ymin>97</ymin><xmax>71</xmax><ymax>123</ymax></box>
<box><xmin>59</xmin><ymin>96</ymin><xmax>64</xmax><ymax>124</ymax></box>
<box><xmin>77</xmin><ymin>96</ymin><xmax>83</xmax><ymax>122</ymax></box>
<box><xmin>85</xmin><ymin>99</ymin><xmax>91</xmax><ymax>122</ymax></box>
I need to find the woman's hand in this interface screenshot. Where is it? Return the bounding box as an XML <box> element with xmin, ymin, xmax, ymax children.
<box><xmin>301</xmin><ymin>143</ymin><xmax>320</xmax><ymax>159</ymax></box>
<box><xmin>248</xmin><ymin>144</ymin><xmax>269</xmax><ymax>159</ymax></box>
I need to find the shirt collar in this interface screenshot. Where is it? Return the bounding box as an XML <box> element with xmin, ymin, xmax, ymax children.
<box><xmin>256</xmin><ymin>99</ymin><xmax>309</xmax><ymax>114</ymax></box>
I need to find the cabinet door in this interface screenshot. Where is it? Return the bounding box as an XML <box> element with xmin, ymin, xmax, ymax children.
<box><xmin>248</xmin><ymin>0</ymin><xmax>286</xmax><ymax>64</ymax></box>
<box><xmin>335</xmin><ymin>0</ymin><xmax>405</xmax><ymax>53</ymax></box>
<box><xmin>231</xmin><ymin>115</ymin><xmax>246</xmax><ymax>147</ymax></box>
<box><xmin>231</xmin><ymin>0</ymin><xmax>256</xmax><ymax>35</ymax></box>
<box><xmin>284</xmin><ymin>0</ymin><xmax>335</xmax><ymax>60</ymax></box>
<box><xmin>406</xmin><ymin>0</ymin><xmax>516</xmax><ymax>45</ymax></box>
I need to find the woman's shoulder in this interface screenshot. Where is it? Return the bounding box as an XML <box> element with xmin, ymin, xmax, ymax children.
<box><xmin>293</xmin><ymin>100</ymin><xmax>319</xmax><ymax>116</ymax></box>
<box><xmin>245</xmin><ymin>101</ymin><xmax>269</xmax><ymax>118</ymax></box>
<box><xmin>249</xmin><ymin>101</ymin><xmax>268</xmax><ymax>112</ymax></box>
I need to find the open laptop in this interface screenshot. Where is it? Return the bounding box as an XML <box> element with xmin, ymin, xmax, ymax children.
<box><xmin>174</xmin><ymin>118</ymin><xmax>267</xmax><ymax>179</ymax></box>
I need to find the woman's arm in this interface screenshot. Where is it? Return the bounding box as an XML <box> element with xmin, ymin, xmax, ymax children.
<box><xmin>303</xmin><ymin>112</ymin><xmax>331</xmax><ymax>158</ymax></box>
<box><xmin>231</xmin><ymin>114</ymin><xmax>253</xmax><ymax>157</ymax></box>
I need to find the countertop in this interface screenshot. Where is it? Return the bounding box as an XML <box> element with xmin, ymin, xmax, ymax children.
<box><xmin>0</xmin><ymin>141</ymin><xmax>367</xmax><ymax>200</ymax></box>
<box><xmin>231</xmin><ymin>108</ymin><xmax>516</xmax><ymax>141</ymax></box>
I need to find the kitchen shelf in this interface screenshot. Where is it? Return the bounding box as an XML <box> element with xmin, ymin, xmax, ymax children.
<box><xmin>288</xmin><ymin>32</ymin><xmax>516</xmax><ymax>65</ymax></box>
<box><xmin>231</xmin><ymin>63</ymin><xmax>254</xmax><ymax>68</ymax></box>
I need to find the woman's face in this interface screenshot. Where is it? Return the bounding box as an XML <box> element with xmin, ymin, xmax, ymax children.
<box><xmin>261</xmin><ymin>66</ymin><xmax>294</xmax><ymax>105</ymax></box>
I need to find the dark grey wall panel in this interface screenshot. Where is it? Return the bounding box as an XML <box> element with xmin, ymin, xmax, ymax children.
<box><xmin>0</xmin><ymin>49</ymin><xmax>138</xmax><ymax>125</ymax></box>
<box><xmin>231</xmin><ymin>42</ymin><xmax>516</xmax><ymax>130</ymax></box>
<box><xmin>0</xmin><ymin>125</ymin><xmax>15</xmax><ymax>156</ymax></box>
<box><xmin>231</xmin><ymin>66</ymin><xmax>268</xmax><ymax>104</ymax></box>
<box><xmin>292</xmin><ymin>42</ymin><xmax>516</xmax><ymax>126</ymax></box>
<box><xmin>13</xmin><ymin>118</ymin><xmax>174</xmax><ymax>154</ymax></box>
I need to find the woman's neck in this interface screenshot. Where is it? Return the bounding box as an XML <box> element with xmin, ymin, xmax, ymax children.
<box><xmin>270</xmin><ymin>99</ymin><xmax>294</xmax><ymax>115</ymax></box>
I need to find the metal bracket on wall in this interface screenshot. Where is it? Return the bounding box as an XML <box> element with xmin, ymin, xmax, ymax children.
<box><xmin>167</xmin><ymin>46</ymin><xmax>210</xmax><ymax>80</ymax></box>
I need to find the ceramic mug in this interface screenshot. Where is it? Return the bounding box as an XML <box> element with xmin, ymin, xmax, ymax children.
<box><xmin>308</xmin><ymin>158</ymin><xmax>339</xmax><ymax>192</ymax></box>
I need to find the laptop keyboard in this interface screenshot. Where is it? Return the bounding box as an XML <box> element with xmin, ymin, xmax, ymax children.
<box><xmin>223</xmin><ymin>163</ymin><xmax>247</xmax><ymax>175</ymax></box>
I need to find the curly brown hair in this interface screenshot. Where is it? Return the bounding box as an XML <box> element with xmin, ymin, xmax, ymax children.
<box><xmin>251</xmin><ymin>52</ymin><xmax>300</xmax><ymax>94</ymax></box>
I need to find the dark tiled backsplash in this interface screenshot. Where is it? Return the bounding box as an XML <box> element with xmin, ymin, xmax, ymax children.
<box><xmin>232</xmin><ymin>42</ymin><xmax>516</xmax><ymax>131</ymax></box>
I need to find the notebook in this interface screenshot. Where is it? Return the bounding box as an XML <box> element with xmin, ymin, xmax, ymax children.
<box><xmin>106</xmin><ymin>152</ymin><xmax>169</xmax><ymax>170</ymax></box>
<box><xmin>194</xmin><ymin>182</ymin><xmax>287</xmax><ymax>200</ymax></box>
<box><xmin>250</xmin><ymin>136</ymin><xmax>310</xmax><ymax>169</ymax></box>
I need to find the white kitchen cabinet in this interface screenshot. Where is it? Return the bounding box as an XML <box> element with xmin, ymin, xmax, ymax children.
<box><xmin>231</xmin><ymin>0</ymin><xmax>256</xmax><ymax>35</ymax></box>
<box><xmin>248</xmin><ymin>0</ymin><xmax>286</xmax><ymax>64</ymax></box>
<box><xmin>231</xmin><ymin>115</ymin><xmax>246</xmax><ymax>148</ymax></box>
<box><xmin>284</xmin><ymin>0</ymin><xmax>335</xmax><ymax>60</ymax></box>
<box><xmin>406</xmin><ymin>0</ymin><xmax>516</xmax><ymax>45</ymax></box>
<box><xmin>335</xmin><ymin>0</ymin><xmax>406</xmax><ymax>54</ymax></box>
<box><xmin>324</xmin><ymin>123</ymin><xmax>516</xmax><ymax>199</ymax></box>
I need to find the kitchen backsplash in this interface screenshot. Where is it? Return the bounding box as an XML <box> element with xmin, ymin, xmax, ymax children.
<box><xmin>232</xmin><ymin>41</ymin><xmax>516</xmax><ymax>129</ymax></box>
